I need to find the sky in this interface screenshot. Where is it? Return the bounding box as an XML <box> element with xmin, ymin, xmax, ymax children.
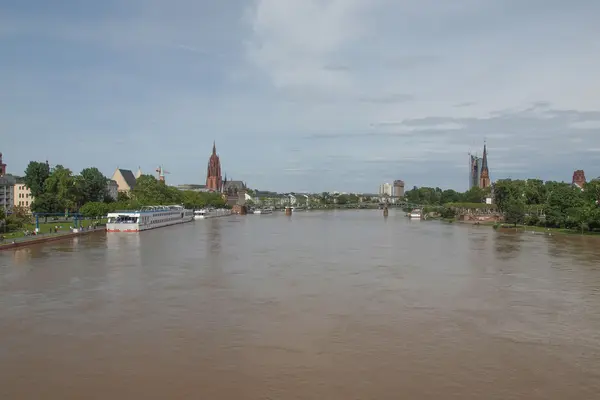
<box><xmin>1</xmin><ymin>0</ymin><xmax>600</xmax><ymax>193</ymax></box>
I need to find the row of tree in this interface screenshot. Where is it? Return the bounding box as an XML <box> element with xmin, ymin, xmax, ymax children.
<box><xmin>79</xmin><ymin>175</ymin><xmax>227</xmax><ymax>218</ymax></box>
<box><xmin>24</xmin><ymin>161</ymin><xmax>109</xmax><ymax>215</ymax></box>
<box><xmin>406</xmin><ymin>178</ymin><xmax>600</xmax><ymax>232</ymax></box>
<box><xmin>404</xmin><ymin>185</ymin><xmax>491</xmax><ymax>206</ymax></box>
<box><xmin>21</xmin><ymin>161</ymin><xmax>227</xmax><ymax>218</ymax></box>
<box><xmin>492</xmin><ymin>179</ymin><xmax>600</xmax><ymax>230</ymax></box>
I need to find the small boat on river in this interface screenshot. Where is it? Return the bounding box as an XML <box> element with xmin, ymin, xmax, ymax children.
<box><xmin>193</xmin><ymin>208</ymin><xmax>232</xmax><ymax>220</ymax></box>
<box><xmin>409</xmin><ymin>209</ymin><xmax>423</xmax><ymax>219</ymax></box>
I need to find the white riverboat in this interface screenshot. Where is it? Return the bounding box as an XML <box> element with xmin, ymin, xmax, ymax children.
<box><xmin>193</xmin><ymin>208</ymin><xmax>232</xmax><ymax>220</ymax></box>
<box><xmin>253</xmin><ymin>207</ymin><xmax>274</xmax><ymax>215</ymax></box>
<box><xmin>409</xmin><ymin>208</ymin><xmax>423</xmax><ymax>219</ymax></box>
<box><xmin>106</xmin><ymin>205</ymin><xmax>193</xmax><ymax>232</ymax></box>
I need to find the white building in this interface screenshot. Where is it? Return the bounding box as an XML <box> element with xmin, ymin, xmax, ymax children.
<box><xmin>379</xmin><ymin>183</ymin><xmax>393</xmax><ymax>197</ymax></box>
<box><xmin>14</xmin><ymin>181</ymin><xmax>33</xmax><ymax>212</ymax></box>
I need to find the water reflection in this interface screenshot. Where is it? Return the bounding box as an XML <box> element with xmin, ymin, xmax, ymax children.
<box><xmin>207</xmin><ymin>218</ymin><xmax>222</xmax><ymax>256</ymax></box>
<box><xmin>106</xmin><ymin>233</ymin><xmax>142</xmax><ymax>267</ymax></box>
<box><xmin>493</xmin><ymin>231</ymin><xmax>523</xmax><ymax>260</ymax></box>
<box><xmin>545</xmin><ymin>234</ymin><xmax>600</xmax><ymax>268</ymax></box>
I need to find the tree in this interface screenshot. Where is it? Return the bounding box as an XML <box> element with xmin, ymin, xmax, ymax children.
<box><xmin>462</xmin><ymin>186</ymin><xmax>485</xmax><ymax>203</ymax></box>
<box><xmin>79</xmin><ymin>202</ymin><xmax>109</xmax><ymax>218</ymax></box>
<box><xmin>31</xmin><ymin>193</ymin><xmax>67</xmax><ymax>215</ymax></box>
<box><xmin>80</xmin><ymin>167</ymin><xmax>108</xmax><ymax>204</ymax></box>
<box><xmin>44</xmin><ymin>165</ymin><xmax>79</xmax><ymax>211</ymax></box>
<box><xmin>584</xmin><ymin>179</ymin><xmax>600</xmax><ymax>206</ymax></box>
<box><xmin>117</xmin><ymin>191</ymin><xmax>130</xmax><ymax>202</ymax></box>
<box><xmin>11</xmin><ymin>205</ymin><xmax>33</xmax><ymax>225</ymax></box>
<box><xmin>504</xmin><ymin>198</ymin><xmax>526</xmax><ymax>227</ymax></box>
<box><xmin>492</xmin><ymin>179</ymin><xmax>516</xmax><ymax>211</ymax></box>
<box><xmin>524</xmin><ymin>179</ymin><xmax>545</xmax><ymax>205</ymax></box>
<box><xmin>23</xmin><ymin>161</ymin><xmax>50</xmax><ymax>197</ymax></box>
<box><xmin>0</xmin><ymin>208</ymin><xmax>5</xmax><ymax>232</ymax></box>
<box><xmin>441</xmin><ymin>189</ymin><xmax>461</xmax><ymax>204</ymax></box>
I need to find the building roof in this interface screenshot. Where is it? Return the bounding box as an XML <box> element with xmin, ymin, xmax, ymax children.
<box><xmin>117</xmin><ymin>169</ymin><xmax>137</xmax><ymax>189</ymax></box>
<box><xmin>223</xmin><ymin>180</ymin><xmax>246</xmax><ymax>192</ymax></box>
<box><xmin>0</xmin><ymin>175</ymin><xmax>16</xmax><ymax>185</ymax></box>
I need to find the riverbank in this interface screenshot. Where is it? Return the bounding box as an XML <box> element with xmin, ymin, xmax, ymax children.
<box><xmin>0</xmin><ymin>227</ymin><xmax>105</xmax><ymax>251</ymax></box>
<box><xmin>454</xmin><ymin>219</ymin><xmax>600</xmax><ymax>236</ymax></box>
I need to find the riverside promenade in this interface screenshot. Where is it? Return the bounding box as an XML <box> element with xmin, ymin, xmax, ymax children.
<box><xmin>0</xmin><ymin>226</ymin><xmax>105</xmax><ymax>251</ymax></box>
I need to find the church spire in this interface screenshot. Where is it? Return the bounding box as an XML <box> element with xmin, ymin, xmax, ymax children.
<box><xmin>479</xmin><ymin>141</ymin><xmax>490</xmax><ymax>189</ymax></box>
<box><xmin>212</xmin><ymin>141</ymin><xmax>216</xmax><ymax>155</ymax></box>
<box><xmin>481</xmin><ymin>141</ymin><xmax>488</xmax><ymax>172</ymax></box>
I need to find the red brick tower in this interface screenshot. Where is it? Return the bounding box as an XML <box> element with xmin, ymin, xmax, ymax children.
<box><xmin>572</xmin><ymin>170</ymin><xmax>586</xmax><ymax>189</ymax></box>
<box><xmin>206</xmin><ymin>141</ymin><xmax>223</xmax><ymax>192</ymax></box>
<box><xmin>479</xmin><ymin>143</ymin><xmax>491</xmax><ymax>189</ymax></box>
<box><xmin>0</xmin><ymin>152</ymin><xmax>6</xmax><ymax>176</ymax></box>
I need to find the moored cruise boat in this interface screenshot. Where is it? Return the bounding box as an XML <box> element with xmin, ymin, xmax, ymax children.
<box><xmin>106</xmin><ymin>205</ymin><xmax>193</xmax><ymax>232</ymax></box>
<box><xmin>253</xmin><ymin>207</ymin><xmax>274</xmax><ymax>215</ymax></box>
<box><xmin>409</xmin><ymin>208</ymin><xmax>423</xmax><ymax>219</ymax></box>
<box><xmin>194</xmin><ymin>208</ymin><xmax>232</xmax><ymax>220</ymax></box>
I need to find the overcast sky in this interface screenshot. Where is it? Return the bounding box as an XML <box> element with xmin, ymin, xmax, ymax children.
<box><xmin>2</xmin><ymin>0</ymin><xmax>599</xmax><ymax>193</ymax></box>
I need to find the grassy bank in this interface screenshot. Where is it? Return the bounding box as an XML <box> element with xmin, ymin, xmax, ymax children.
<box><xmin>451</xmin><ymin>219</ymin><xmax>600</xmax><ymax>236</ymax></box>
<box><xmin>1</xmin><ymin>218</ymin><xmax>107</xmax><ymax>240</ymax></box>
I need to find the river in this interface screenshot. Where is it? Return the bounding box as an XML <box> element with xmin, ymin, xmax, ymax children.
<box><xmin>1</xmin><ymin>210</ymin><xmax>600</xmax><ymax>399</ymax></box>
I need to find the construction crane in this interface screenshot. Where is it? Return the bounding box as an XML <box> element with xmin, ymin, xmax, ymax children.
<box><xmin>155</xmin><ymin>165</ymin><xmax>171</xmax><ymax>182</ymax></box>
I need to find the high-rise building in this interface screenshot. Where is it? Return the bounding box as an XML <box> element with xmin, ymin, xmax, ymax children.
<box><xmin>469</xmin><ymin>154</ymin><xmax>482</xmax><ymax>189</ymax></box>
<box><xmin>393</xmin><ymin>180</ymin><xmax>405</xmax><ymax>197</ymax></box>
<box><xmin>379</xmin><ymin>183</ymin><xmax>393</xmax><ymax>197</ymax></box>
<box><xmin>206</xmin><ymin>141</ymin><xmax>223</xmax><ymax>192</ymax></box>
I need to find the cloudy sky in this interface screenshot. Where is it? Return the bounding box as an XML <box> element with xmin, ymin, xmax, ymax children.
<box><xmin>2</xmin><ymin>0</ymin><xmax>599</xmax><ymax>193</ymax></box>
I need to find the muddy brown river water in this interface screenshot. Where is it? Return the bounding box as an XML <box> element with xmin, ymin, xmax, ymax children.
<box><xmin>1</xmin><ymin>210</ymin><xmax>600</xmax><ymax>399</ymax></box>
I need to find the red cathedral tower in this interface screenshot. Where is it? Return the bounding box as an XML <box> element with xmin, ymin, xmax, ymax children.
<box><xmin>479</xmin><ymin>143</ymin><xmax>491</xmax><ymax>189</ymax></box>
<box><xmin>206</xmin><ymin>141</ymin><xmax>223</xmax><ymax>192</ymax></box>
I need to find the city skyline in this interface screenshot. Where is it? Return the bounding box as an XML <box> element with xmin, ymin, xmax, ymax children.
<box><xmin>1</xmin><ymin>1</ymin><xmax>600</xmax><ymax>192</ymax></box>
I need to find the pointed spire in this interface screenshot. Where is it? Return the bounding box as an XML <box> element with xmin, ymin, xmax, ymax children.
<box><xmin>212</xmin><ymin>141</ymin><xmax>216</xmax><ymax>155</ymax></box>
<box><xmin>481</xmin><ymin>141</ymin><xmax>488</xmax><ymax>171</ymax></box>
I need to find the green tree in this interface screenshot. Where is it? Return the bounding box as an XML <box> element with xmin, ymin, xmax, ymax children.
<box><xmin>336</xmin><ymin>194</ymin><xmax>349</xmax><ymax>205</ymax></box>
<box><xmin>504</xmin><ymin>198</ymin><xmax>526</xmax><ymax>227</ymax></box>
<box><xmin>462</xmin><ymin>186</ymin><xmax>485</xmax><ymax>203</ymax></box>
<box><xmin>492</xmin><ymin>179</ymin><xmax>516</xmax><ymax>211</ymax></box>
<box><xmin>11</xmin><ymin>205</ymin><xmax>33</xmax><ymax>225</ymax></box>
<box><xmin>0</xmin><ymin>208</ymin><xmax>6</xmax><ymax>232</ymax></box>
<box><xmin>440</xmin><ymin>189</ymin><xmax>461</xmax><ymax>204</ymax></box>
<box><xmin>524</xmin><ymin>179</ymin><xmax>545</xmax><ymax>205</ymax></box>
<box><xmin>584</xmin><ymin>179</ymin><xmax>600</xmax><ymax>206</ymax></box>
<box><xmin>79</xmin><ymin>202</ymin><xmax>109</xmax><ymax>218</ymax></box>
<box><xmin>117</xmin><ymin>191</ymin><xmax>130</xmax><ymax>202</ymax></box>
<box><xmin>30</xmin><ymin>193</ymin><xmax>67</xmax><ymax>221</ymax></box>
<box><xmin>23</xmin><ymin>161</ymin><xmax>50</xmax><ymax>197</ymax></box>
<box><xmin>80</xmin><ymin>167</ymin><xmax>108</xmax><ymax>203</ymax></box>
<box><xmin>44</xmin><ymin>165</ymin><xmax>79</xmax><ymax>211</ymax></box>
